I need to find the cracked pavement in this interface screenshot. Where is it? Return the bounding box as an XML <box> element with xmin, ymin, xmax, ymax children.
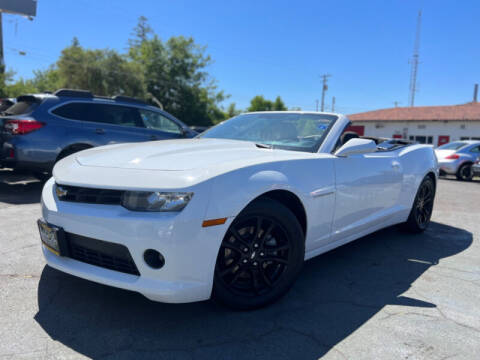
<box><xmin>1</xmin><ymin>169</ymin><xmax>479</xmax><ymax>359</ymax></box>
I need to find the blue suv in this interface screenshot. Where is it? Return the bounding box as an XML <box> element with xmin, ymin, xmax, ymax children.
<box><xmin>0</xmin><ymin>89</ymin><xmax>196</xmax><ymax>180</ymax></box>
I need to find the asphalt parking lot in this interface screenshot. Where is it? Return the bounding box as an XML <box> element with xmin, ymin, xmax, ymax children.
<box><xmin>1</xmin><ymin>169</ymin><xmax>479</xmax><ymax>360</ymax></box>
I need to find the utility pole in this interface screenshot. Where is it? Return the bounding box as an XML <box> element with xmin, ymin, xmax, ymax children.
<box><xmin>0</xmin><ymin>12</ymin><xmax>4</xmax><ymax>74</ymax></box>
<box><xmin>331</xmin><ymin>96</ymin><xmax>336</xmax><ymax>112</ymax></box>
<box><xmin>409</xmin><ymin>11</ymin><xmax>422</xmax><ymax>107</ymax></box>
<box><xmin>320</xmin><ymin>74</ymin><xmax>331</xmax><ymax>112</ymax></box>
<box><xmin>315</xmin><ymin>99</ymin><xmax>319</xmax><ymax>112</ymax></box>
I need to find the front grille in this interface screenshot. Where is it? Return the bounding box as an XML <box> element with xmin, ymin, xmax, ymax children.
<box><xmin>56</xmin><ymin>184</ymin><xmax>124</xmax><ymax>205</ymax></box>
<box><xmin>66</xmin><ymin>232</ymin><xmax>140</xmax><ymax>276</ymax></box>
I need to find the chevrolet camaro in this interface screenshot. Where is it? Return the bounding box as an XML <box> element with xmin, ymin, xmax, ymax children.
<box><xmin>38</xmin><ymin>111</ymin><xmax>438</xmax><ymax>309</ymax></box>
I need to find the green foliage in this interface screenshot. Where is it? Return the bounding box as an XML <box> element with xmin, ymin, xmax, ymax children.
<box><xmin>225</xmin><ymin>102</ymin><xmax>242</xmax><ymax>119</ymax></box>
<box><xmin>128</xmin><ymin>30</ymin><xmax>227</xmax><ymax>126</ymax></box>
<box><xmin>247</xmin><ymin>95</ymin><xmax>287</xmax><ymax>112</ymax></box>
<box><xmin>53</xmin><ymin>38</ymin><xmax>145</xmax><ymax>97</ymax></box>
<box><xmin>0</xmin><ymin>70</ymin><xmax>38</xmax><ymax>98</ymax></box>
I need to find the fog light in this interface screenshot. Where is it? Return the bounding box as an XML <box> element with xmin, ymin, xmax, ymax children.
<box><xmin>143</xmin><ymin>249</ymin><xmax>165</xmax><ymax>269</ymax></box>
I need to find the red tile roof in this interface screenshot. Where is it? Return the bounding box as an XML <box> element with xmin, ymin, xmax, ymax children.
<box><xmin>349</xmin><ymin>102</ymin><xmax>480</xmax><ymax>122</ymax></box>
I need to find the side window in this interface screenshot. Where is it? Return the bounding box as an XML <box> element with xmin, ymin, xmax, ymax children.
<box><xmin>52</xmin><ymin>102</ymin><xmax>90</xmax><ymax>120</ymax></box>
<box><xmin>139</xmin><ymin>109</ymin><xmax>182</xmax><ymax>134</ymax></box>
<box><xmin>86</xmin><ymin>104</ymin><xmax>144</xmax><ymax>128</ymax></box>
<box><xmin>470</xmin><ymin>146</ymin><xmax>480</xmax><ymax>153</ymax></box>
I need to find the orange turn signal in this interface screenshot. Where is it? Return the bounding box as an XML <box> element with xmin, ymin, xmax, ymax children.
<box><xmin>202</xmin><ymin>218</ymin><xmax>227</xmax><ymax>227</ymax></box>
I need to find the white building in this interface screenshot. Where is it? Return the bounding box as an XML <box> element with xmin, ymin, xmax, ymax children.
<box><xmin>348</xmin><ymin>102</ymin><xmax>480</xmax><ymax>147</ymax></box>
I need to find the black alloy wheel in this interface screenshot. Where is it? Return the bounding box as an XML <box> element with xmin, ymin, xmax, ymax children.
<box><xmin>456</xmin><ymin>163</ymin><xmax>473</xmax><ymax>181</ymax></box>
<box><xmin>213</xmin><ymin>198</ymin><xmax>304</xmax><ymax>309</ymax></box>
<box><xmin>404</xmin><ymin>176</ymin><xmax>435</xmax><ymax>233</ymax></box>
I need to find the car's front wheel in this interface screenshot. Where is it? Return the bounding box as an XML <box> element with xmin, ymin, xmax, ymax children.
<box><xmin>212</xmin><ymin>198</ymin><xmax>304</xmax><ymax>310</ymax></box>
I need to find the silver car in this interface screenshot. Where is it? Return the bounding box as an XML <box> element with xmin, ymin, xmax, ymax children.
<box><xmin>435</xmin><ymin>141</ymin><xmax>480</xmax><ymax>181</ymax></box>
<box><xmin>472</xmin><ymin>157</ymin><xmax>480</xmax><ymax>178</ymax></box>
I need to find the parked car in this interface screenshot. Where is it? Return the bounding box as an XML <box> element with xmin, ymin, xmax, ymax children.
<box><xmin>472</xmin><ymin>157</ymin><xmax>480</xmax><ymax>178</ymax></box>
<box><xmin>0</xmin><ymin>89</ymin><xmax>196</xmax><ymax>180</ymax></box>
<box><xmin>38</xmin><ymin>111</ymin><xmax>437</xmax><ymax>309</ymax></box>
<box><xmin>435</xmin><ymin>140</ymin><xmax>480</xmax><ymax>181</ymax></box>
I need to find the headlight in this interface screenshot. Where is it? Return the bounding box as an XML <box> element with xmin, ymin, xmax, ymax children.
<box><xmin>121</xmin><ymin>191</ymin><xmax>193</xmax><ymax>212</ymax></box>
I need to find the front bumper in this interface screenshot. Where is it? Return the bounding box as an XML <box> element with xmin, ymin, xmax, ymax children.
<box><xmin>40</xmin><ymin>178</ymin><xmax>230</xmax><ymax>303</ymax></box>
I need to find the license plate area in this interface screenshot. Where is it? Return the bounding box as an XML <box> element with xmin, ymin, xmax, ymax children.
<box><xmin>38</xmin><ymin>219</ymin><xmax>68</xmax><ymax>256</ymax></box>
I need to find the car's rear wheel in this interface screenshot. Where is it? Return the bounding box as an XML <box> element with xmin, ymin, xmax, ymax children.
<box><xmin>212</xmin><ymin>198</ymin><xmax>304</xmax><ymax>310</ymax></box>
<box><xmin>403</xmin><ymin>176</ymin><xmax>435</xmax><ymax>233</ymax></box>
<box><xmin>456</xmin><ymin>163</ymin><xmax>473</xmax><ymax>181</ymax></box>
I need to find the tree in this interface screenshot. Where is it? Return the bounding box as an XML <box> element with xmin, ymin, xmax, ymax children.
<box><xmin>272</xmin><ymin>96</ymin><xmax>287</xmax><ymax>111</ymax></box>
<box><xmin>225</xmin><ymin>102</ymin><xmax>241</xmax><ymax>119</ymax></box>
<box><xmin>129</xmin><ymin>16</ymin><xmax>153</xmax><ymax>47</ymax></box>
<box><xmin>53</xmin><ymin>38</ymin><xmax>144</xmax><ymax>97</ymax></box>
<box><xmin>128</xmin><ymin>17</ymin><xmax>227</xmax><ymax>126</ymax></box>
<box><xmin>247</xmin><ymin>95</ymin><xmax>287</xmax><ymax>112</ymax></box>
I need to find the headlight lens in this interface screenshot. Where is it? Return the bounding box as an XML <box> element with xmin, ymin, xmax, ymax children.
<box><xmin>121</xmin><ymin>191</ymin><xmax>193</xmax><ymax>212</ymax></box>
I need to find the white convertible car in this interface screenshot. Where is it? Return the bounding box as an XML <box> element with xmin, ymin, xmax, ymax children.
<box><xmin>39</xmin><ymin>112</ymin><xmax>438</xmax><ymax>309</ymax></box>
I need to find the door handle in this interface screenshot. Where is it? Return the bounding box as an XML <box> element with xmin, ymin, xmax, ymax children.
<box><xmin>391</xmin><ymin>161</ymin><xmax>401</xmax><ymax>170</ymax></box>
<box><xmin>95</xmin><ymin>128</ymin><xmax>105</xmax><ymax>134</ymax></box>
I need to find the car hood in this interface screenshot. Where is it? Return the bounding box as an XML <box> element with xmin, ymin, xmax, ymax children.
<box><xmin>74</xmin><ymin>138</ymin><xmax>297</xmax><ymax>171</ymax></box>
<box><xmin>54</xmin><ymin>138</ymin><xmax>322</xmax><ymax>190</ymax></box>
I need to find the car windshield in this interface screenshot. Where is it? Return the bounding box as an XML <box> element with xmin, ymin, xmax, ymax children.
<box><xmin>199</xmin><ymin>113</ymin><xmax>337</xmax><ymax>153</ymax></box>
<box><xmin>437</xmin><ymin>142</ymin><xmax>468</xmax><ymax>150</ymax></box>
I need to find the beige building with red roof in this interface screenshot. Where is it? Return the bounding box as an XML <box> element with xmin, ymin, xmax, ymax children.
<box><xmin>348</xmin><ymin>102</ymin><xmax>480</xmax><ymax>146</ymax></box>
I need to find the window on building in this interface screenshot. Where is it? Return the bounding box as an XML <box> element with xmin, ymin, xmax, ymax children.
<box><xmin>409</xmin><ymin>135</ymin><xmax>433</xmax><ymax>144</ymax></box>
<box><xmin>460</xmin><ymin>136</ymin><xmax>480</xmax><ymax>141</ymax></box>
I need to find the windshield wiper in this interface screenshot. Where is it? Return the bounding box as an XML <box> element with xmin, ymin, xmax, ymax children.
<box><xmin>255</xmin><ymin>143</ymin><xmax>273</xmax><ymax>149</ymax></box>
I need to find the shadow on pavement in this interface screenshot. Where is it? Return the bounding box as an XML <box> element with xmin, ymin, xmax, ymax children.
<box><xmin>0</xmin><ymin>170</ymin><xmax>44</xmax><ymax>205</ymax></box>
<box><xmin>34</xmin><ymin>222</ymin><xmax>472</xmax><ymax>359</ymax></box>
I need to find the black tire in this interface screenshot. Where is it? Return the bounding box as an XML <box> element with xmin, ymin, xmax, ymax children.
<box><xmin>403</xmin><ymin>176</ymin><xmax>435</xmax><ymax>233</ymax></box>
<box><xmin>32</xmin><ymin>171</ymin><xmax>51</xmax><ymax>182</ymax></box>
<box><xmin>456</xmin><ymin>163</ymin><xmax>473</xmax><ymax>181</ymax></box>
<box><xmin>212</xmin><ymin>198</ymin><xmax>304</xmax><ymax>310</ymax></box>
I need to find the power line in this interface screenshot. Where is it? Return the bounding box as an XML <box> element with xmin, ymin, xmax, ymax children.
<box><xmin>409</xmin><ymin>10</ymin><xmax>422</xmax><ymax>107</ymax></box>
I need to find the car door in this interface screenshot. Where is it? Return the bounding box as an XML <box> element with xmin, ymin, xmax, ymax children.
<box><xmin>80</xmin><ymin>103</ymin><xmax>150</xmax><ymax>145</ymax></box>
<box><xmin>332</xmin><ymin>150</ymin><xmax>403</xmax><ymax>241</ymax></box>
<box><xmin>137</xmin><ymin>109</ymin><xmax>185</xmax><ymax>140</ymax></box>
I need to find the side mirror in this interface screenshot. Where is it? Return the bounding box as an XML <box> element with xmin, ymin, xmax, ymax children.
<box><xmin>180</xmin><ymin>127</ymin><xmax>191</xmax><ymax>137</ymax></box>
<box><xmin>335</xmin><ymin>138</ymin><xmax>377</xmax><ymax>157</ymax></box>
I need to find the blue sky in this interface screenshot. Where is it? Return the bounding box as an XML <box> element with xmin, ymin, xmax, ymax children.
<box><xmin>3</xmin><ymin>0</ymin><xmax>480</xmax><ymax>113</ymax></box>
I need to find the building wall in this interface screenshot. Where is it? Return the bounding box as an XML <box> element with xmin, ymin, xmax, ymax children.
<box><xmin>351</xmin><ymin>120</ymin><xmax>480</xmax><ymax>146</ymax></box>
